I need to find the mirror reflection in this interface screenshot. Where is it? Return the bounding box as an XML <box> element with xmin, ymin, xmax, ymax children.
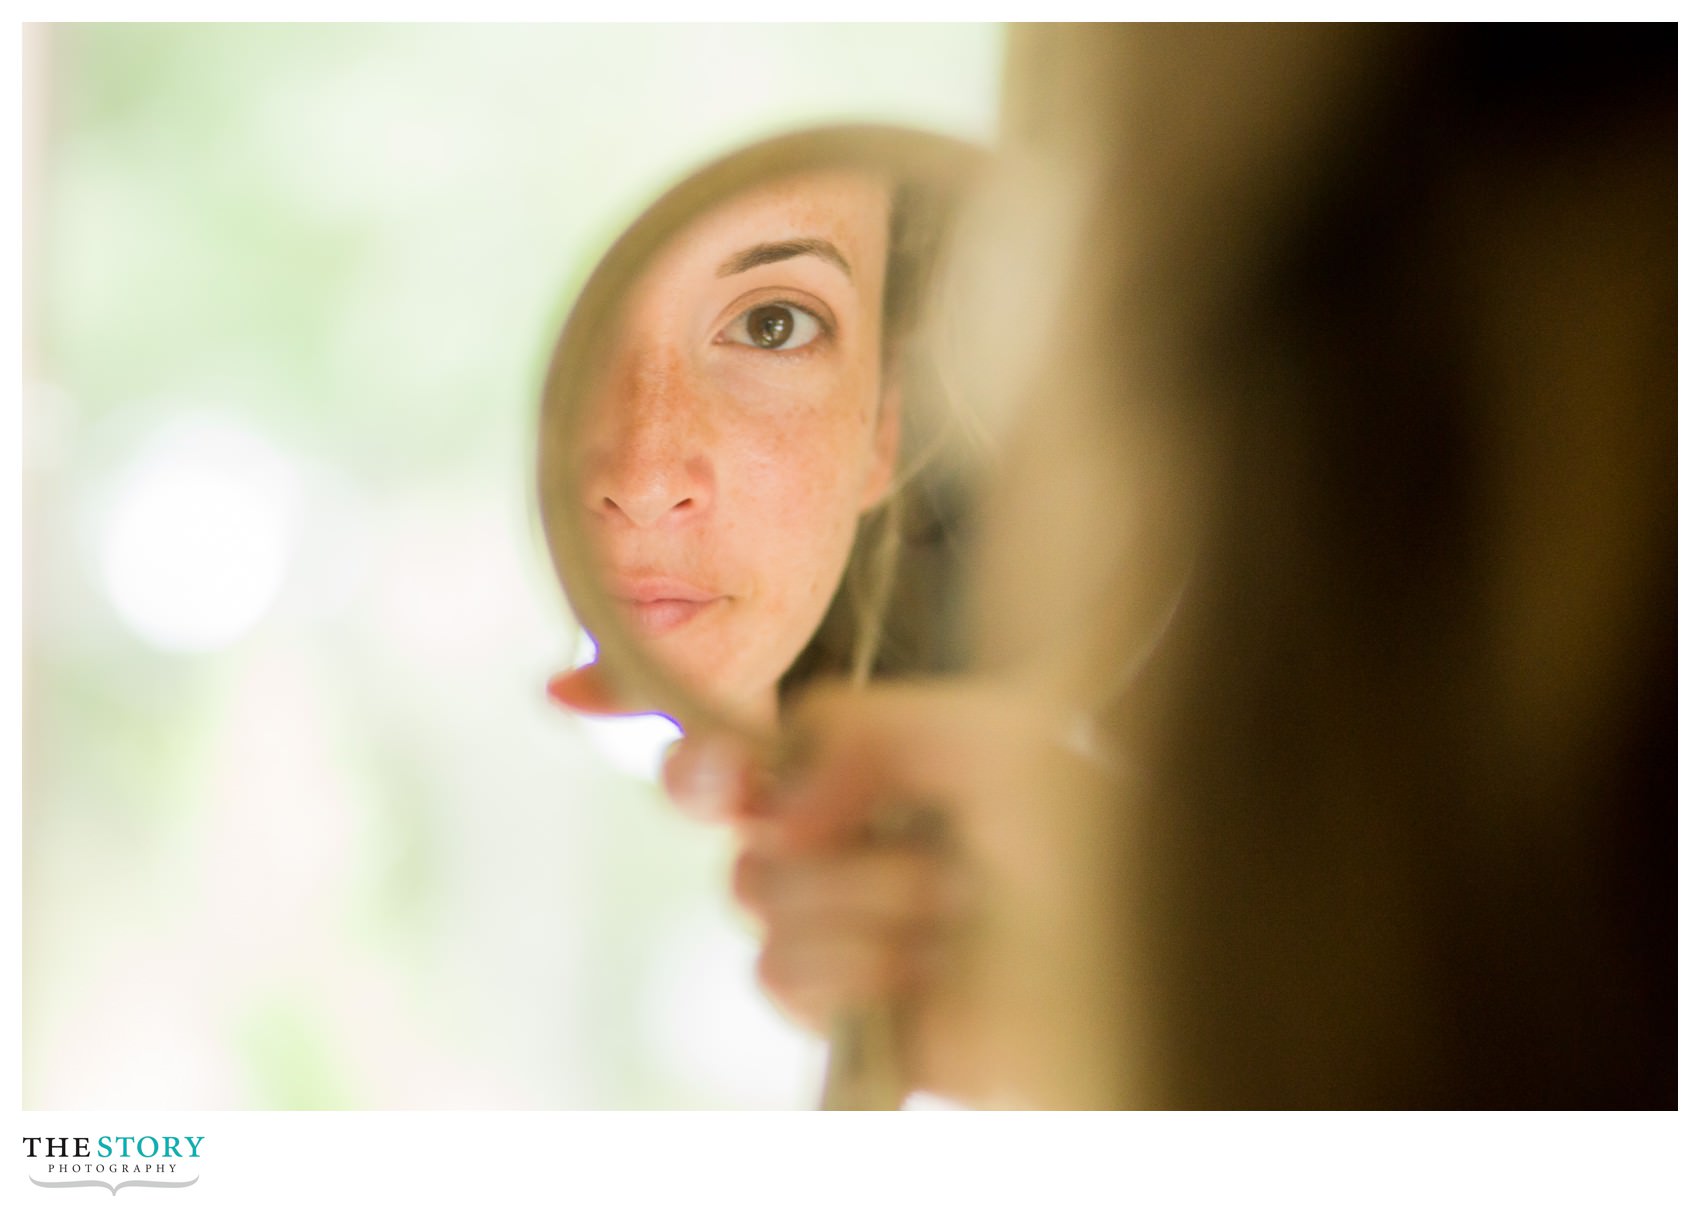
<box><xmin>541</xmin><ymin>128</ymin><xmax>981</xmax><ymax>730</ymax></box>
<box><xmin>577</xmin><ymin>168</ymin><xmax>897</xmax><ymax>725</ymax></box>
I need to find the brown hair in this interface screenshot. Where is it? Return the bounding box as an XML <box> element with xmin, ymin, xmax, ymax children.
<box><xmin>779</xmin><ymin>172</ymin><xmax>979</xmax><ymax>704</ymax></box>
<box><xmin>996</xmin><ymin>24</ymin><xmax>1674</xmax><ymax>1107</ymax></box>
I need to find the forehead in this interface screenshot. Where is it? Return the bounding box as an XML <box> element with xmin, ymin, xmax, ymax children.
<box><xmin>650</xmin><ymin>167</ymin><xmax>893</xmax><ymax>280</ymax></box>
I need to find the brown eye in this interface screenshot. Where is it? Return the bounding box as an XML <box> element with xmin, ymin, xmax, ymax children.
<box><xmin>746</xmin><ymin>305</ymin><xmax>793</xmax><ymax>349</ymax></box>
<box><xmin>721</xmin><ymin>303</ymin><xmax>823</xmax><ymax>352</ymax></box>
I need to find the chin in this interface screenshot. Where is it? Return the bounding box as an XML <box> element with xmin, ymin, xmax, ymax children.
<box><xmin>644</xmin><ymin>647</ymin><xmax>773</xmax><ymax>721</ymax></box>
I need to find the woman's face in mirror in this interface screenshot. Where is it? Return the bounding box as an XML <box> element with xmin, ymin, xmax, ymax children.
<box><xmin>575</xmin><ymin>169</ymin><xmax>900</xmax><ymax>723</ymax></box>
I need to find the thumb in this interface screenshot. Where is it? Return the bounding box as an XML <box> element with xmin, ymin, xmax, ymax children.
<box><xmin>545</xmin><ymin>660</ymin><xmax>650</xmax><ymax>717</ymax></box>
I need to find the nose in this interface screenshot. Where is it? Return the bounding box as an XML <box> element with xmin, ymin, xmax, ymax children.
<box><xmin>578</xmin><ymin>347</ymin><xmax>715</xmax><ymax>528</ymax></box>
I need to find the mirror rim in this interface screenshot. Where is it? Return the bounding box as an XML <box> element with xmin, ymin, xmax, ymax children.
<box><xmin>537</xmin><ymin>122</ymin><xmax>987</xmax><ymax>741</ymax></box>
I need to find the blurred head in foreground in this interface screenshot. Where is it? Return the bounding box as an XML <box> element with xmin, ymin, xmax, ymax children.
<box><xmin>990</xmin><ymin>23</ymin><xmax>1673</xmax><ymax>1106</ymax></box>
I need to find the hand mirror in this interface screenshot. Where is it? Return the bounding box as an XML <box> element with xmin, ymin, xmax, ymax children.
<box><xmin>536</xmin><ymin>125</ymin><xmax>986</xmax><ymax>1109</ymax></box>
<box><xmin>538</xmin><ymin>126</ymin><xmax>985</xmax><ymax>737</ymax></box>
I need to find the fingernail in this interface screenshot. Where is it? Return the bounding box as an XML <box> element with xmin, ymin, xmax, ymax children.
<box><xmin>669</xmin><ymin>735</ymin><xmax>743</xmax><ymax>821</ymax></box>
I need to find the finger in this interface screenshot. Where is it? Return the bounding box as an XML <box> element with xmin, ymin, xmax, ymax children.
<box><xmin>750</xmin><ymin>684</ymin><xmax>980</xmax><ymax>855</ymax></box>
<box><xmin>744</xmin><ymin>699</ymin><xmax>897</xmax><ymax>854</ymax></box>
<box><xmin>733</xmin><ymin>847</ymin><xmax>961</xmax><ymax>930</ymax></box>
<box><xmin>756</xmin><ymin>925</ymin><xmax>937</xmax><ymax>1036</ymax></box>
<box><xmin>661</xmin><ymin>732</ymin><xmax>758</xmax><ymax>824</ymax></box>
<box><xmin>545</xmin><ymin>661</ymin><xmax>651</xmax><ymax>716</ymax></box>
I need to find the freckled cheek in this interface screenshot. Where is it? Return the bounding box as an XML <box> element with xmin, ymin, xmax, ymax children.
<box><xmin>710</xmin><ymin>362</ymin><xmax>880</xmax><ymax>494</ymax></box>
<box><xmin>717</xmin><ymin>413</ymin><xmax>874</xmax><ymax>597</ymax></box>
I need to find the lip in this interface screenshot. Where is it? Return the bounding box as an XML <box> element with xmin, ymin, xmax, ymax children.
<box><xmin>606</xmin><ymin>574</ymin><xmax>727</xmax><ymax>636</ymax></box>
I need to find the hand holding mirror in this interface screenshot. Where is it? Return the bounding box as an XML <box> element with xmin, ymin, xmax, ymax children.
<box><xmin>536</xmin><ymin>126</ymin><xmax>985</xmax><ymax>1107</ymax></box>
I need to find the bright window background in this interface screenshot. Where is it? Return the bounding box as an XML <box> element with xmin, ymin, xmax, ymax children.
<box><xmin>22</xmin><ymin>23</ymin><xmax>1004</xmax><ymax>1109</ymax></box>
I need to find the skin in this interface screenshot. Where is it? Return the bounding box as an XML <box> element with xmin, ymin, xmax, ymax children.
<box><xmin>659</xmin><ymin>681</ymin><xmax>1132</xmax><ymax>1108</ymax></box>
<box><xmin>572</xmin><ymin>169</ymin><xmax>901</xmax><ymax>727</ymax></box>
<box><xmin>553</xmin><ymin>172</ymin><xmax>986</xmax><ymax>1097</ymax></box>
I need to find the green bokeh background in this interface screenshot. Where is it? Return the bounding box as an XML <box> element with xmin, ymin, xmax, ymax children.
<box><xmin>23</xmin><ymin>22</ymin><xmax>1003</xmax><ymax>1109</ymax></box>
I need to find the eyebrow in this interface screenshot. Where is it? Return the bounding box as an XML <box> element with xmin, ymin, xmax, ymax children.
<box><xmin>716</xmin><ymin>238</ymin><xmax>853</xmax><ymax>281</ymax></box>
